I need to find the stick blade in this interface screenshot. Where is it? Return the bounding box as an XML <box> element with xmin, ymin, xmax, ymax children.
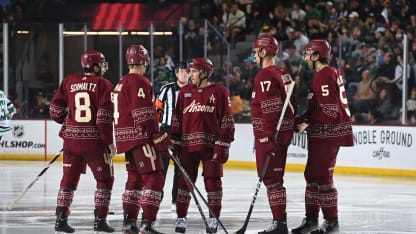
<box><xmin>233</xmin><ymin>228</ymin><xmax>246</xmax><ymax>234</ymax></box>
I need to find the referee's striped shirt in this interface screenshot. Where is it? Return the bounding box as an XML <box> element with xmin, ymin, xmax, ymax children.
<box><xmin>156</xmin><ymin>81</ymin><xmax>180</xmax><ymax>128</ymax></box>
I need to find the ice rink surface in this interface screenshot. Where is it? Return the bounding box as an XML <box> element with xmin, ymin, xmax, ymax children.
<box><xmin>0</xmin><ymin>160</ymin><xmax>415</xmax><ymax>234</ymax></box>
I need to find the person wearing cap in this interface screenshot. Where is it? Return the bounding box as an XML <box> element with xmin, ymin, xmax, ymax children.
<box><xmin>154</xmin><ymin>61</ymin><xmax>190</xmax><ymax>212</ymax></box>
<box><xmin>242</xmin><ymin>56</ymin><xmax>260</xmax><ymax>102</ymax></box>
<box><xmin>347</xmin><ymin>11</ymin><xmax>365</xmax><ymax>33</ymax></box>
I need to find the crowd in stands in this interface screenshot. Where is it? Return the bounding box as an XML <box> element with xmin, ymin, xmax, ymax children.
<box><xmin>178</xmin><ymin>0</ymin><xmax>416</xmax><ymax>125</ymax></box>
<box><xmin>3</xmin><ymin>0</ymin><xmax>416</xmax><ymax>125</ymax></box>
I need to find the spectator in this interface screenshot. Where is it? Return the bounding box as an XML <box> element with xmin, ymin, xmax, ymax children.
<box><xmin>405</xmin><ymin>87</ymin><xmax>416</xmax><ymax>124</ymax></box>
<box><xmin>369</xmin><ymin>87</ymin><xmax>400</xmax><ymax>124</ymax></box>
<box><xmin>30</xmin><ymin>91</ymin><xmax>49</xmax><ymax>119</ymax></box>
<box><xmin>241</xmin><ymin>55</ymin><xmax>260</xmax><ymax>99</ymax></box>
<box><xmin>374</xmin><ymin>52</ymin><xmax>399</xmax><ymax>103</ymax></box>
<box><xmin>224</xmin><ymin>1</ymin><xmax>246</xmax><ymax>45</ymax></box>
<box><xmin>350</xmin><ymin>69</ymin><xmax>377</xmax><ymax>120</ymax></box>
<box><xmin>154</xmin><ymin>56</ymin><xmax>173</xmax><ymax>93</ymax></box>
<box><xmin>290</xmin><ymin>1</ymin><xmax>306</xmax><ymax>22</ymax></box>
<box><xmin>183</xmin><ymin>18</ymin><xmax>203</xmax><ymax>60</ymax></box>
<box><xmin>212</xmin><ymin>0</ymin><xmax>229</xmax><ymax>36</ymax></box>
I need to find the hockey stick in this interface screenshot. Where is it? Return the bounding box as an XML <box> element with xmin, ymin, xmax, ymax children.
<box><xmin>191</xmin><ymin>187</ymin><xmax>211</xmax><ymax>233</ymax></box>
<box><xmin>167</xmin><ymin>148</ymin><xmax>228</xmax><ymax>234</ymax></box>
<box><xmin>7</xmin><ymin>149</ymin><xmax>63</xmax><ymax>210</ymax></box>
<box><xmin>234</xmin><ymin>80</ymin><xmax>295</xmax><ymax>234</ymax></box>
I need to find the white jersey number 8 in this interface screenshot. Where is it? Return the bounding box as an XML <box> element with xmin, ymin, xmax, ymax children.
<box><xmin>74</xmin><ymin>92</ymin><xmax>92</xmax><ymax>123</ymax></box>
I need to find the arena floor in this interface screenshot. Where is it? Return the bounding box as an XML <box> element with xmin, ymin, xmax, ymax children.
<box><xmin>0</xmin><ymin>160</ymin><xmax>415</xmax><ymax>234</ymax></box>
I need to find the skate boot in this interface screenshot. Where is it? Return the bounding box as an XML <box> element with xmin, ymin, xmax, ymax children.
<box><xmin>93</xmin><ymin>210</ymin><xmax>115</xmax><ymax>233</ymax></box>
<box><xmin>175</xmin><ymin>217</ymin><xmax>187</xmax><ymax>233</ymax></box>
<box><xmin>291</xmin><ymin>217</ymin><xmax>318</xmax><ymax>234</ymax></box>
<box><xmin>122</xmin><ymin>212</ymin><xmax>139</xmax><ymax>234</ymax></box>
<box><xmin>55</xmin><ymin>211</ymin><xmax>75</xmax><ymax>233</ymax></box>
<box><xmin>310</xmin><ymin>219</ymin><xmax>339</xmax><ymax>234</ymax></box>
<box><xmin>140</xmin><ymin>221</ymin><xmax>164</xmax><ymax>234</ymax></box>
<box><xmin>206</xmin><ymin>218</ymin><xmax>218</xmax><ymax>233</ymax></box>
<box><xmin>258</xmin><ymin>220</ymin><xmax>288</xmax><ymax>234</ymax></box>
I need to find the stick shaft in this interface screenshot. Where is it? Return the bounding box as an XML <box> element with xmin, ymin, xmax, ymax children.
<box><xmin>168</xmin><ymin>148</ymin><xmax>228</xmax><ymax>234</ymax></box>
<box><xmin>7</xmin><ymin>150</ymin><xmax>62</xmax><ymax>210</ymax></box>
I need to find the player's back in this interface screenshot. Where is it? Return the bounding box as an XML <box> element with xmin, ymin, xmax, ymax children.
<box><xmin>113</xmin><ymin>73</ymin><xmax>159</xmax><ymax>153</ymax></box>
<box><xmin>63</xmin><ymin>74</ymin><xmax>107</xmax><ymax>126</ymax></box>
<box><xmin>50</xmin><ymin>74</ymin><xmax>114</xmax><ymax>149</ymax></box>
<box><xmin>308</xmin><ymin>66</ymin><xmax>353</xmax><ymax>146</ymax></box>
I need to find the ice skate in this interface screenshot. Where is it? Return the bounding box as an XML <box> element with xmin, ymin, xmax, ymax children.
<box><xmin>310</xmin><ymin>219</ymin><xmax>339</xmax><ymax>234</ymax></box>
<box><xmin>291</xmin><ymin>217</ymin><xmax>318</xmax><ymax>234</ymax></box>
<box><xmin>258</xmin><ymin>220</ymin><xmax>288</xmax><ymax>234</ymax></box>
<box><xmin>175</xmin><ymin>217</ymin><xmax>187</xmax><ymax>233</ymax></box>
<box><xmin>54</xmin><ymin>211</ymin><xmax>75</xmax><ymax>233</ymax></box>
<box><xmin>206</xmin><ymin>218</ymin><xmax>218</xmax><ymax>233</ymax></box>
<box><xmin>140</xmin><ymin>221</ymin><xmax>164</xmax><ymax>234</ymax></box>
<box><xmin>93</xmin><ymin>210</ymin><xmax>115</xmax><ymax>233</ymax></box>
<box><xmin>122</xmin><ymin>212</ymin><xmax>139</xmax><ymax>234</ymax></box>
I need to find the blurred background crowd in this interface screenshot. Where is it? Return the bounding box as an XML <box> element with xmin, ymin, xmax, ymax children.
<box><xmin>1</xmin><ymin>0</ymin><xmax>415</xmax><ymax>125</ymax></box>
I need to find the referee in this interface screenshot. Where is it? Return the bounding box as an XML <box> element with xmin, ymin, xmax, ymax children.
<box><xmin>155</xmin><ymin>61</ymin><xmax>189</xmax><ymax>211</ymax></box>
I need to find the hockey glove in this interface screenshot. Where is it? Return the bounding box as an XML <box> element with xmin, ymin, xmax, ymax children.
<box><xmin>294</xmin><ymin>116</ymin><xmax>309</xmax><ymax>133</ymax></box>
<box><xmin>169</xmin><ymin>139</ymin><xmax>182</xmax><ymax>157</ymax></box>
<box><xmin>106</xmin><ymin>143</ymin><xmax>117</xmax><ymax>157</ymax></box>
<box><xmin>212</xmin><ymin>141</ymin><xmax>230</xmax><ymax>164</ymax></box>
<box><xmin>152</xmin><ymin>132</ymin><xmax>170</xmax><ymax>154</ymax></box>
<box><xmin>259</xmin><ymin>136</ymin><xmax>277</xmax><ymax>157</ymax></box>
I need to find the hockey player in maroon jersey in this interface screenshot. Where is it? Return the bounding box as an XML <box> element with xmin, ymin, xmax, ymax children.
<box><xmin>50</xmin><ymin>50</ymin><xmax>116</xmax><ymax>233</ymax></box>
<box><xmin>170</xmin><ymin>57</ymin><xmax>235</xmax><ymax>233</ymax></box>
<box><xmin>292</xmin><ymin>40</ymin><xmax>354</xmax><ymax>234</ymax></box>
<box><xmin>250</xmin><ymin>35</ymin><xmax>295</xmax><ymax>234</ymax></box>
<box><xmin>113</xmin><ymin>45</ymin><xmax>169</xmax><ymax>234</ymax></box>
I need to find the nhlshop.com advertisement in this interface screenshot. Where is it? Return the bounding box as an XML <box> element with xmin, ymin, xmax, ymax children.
<box><xmin>0</xmin><ymin>120</ymin><xmax>47</xmax><ymax>155</ymax></box>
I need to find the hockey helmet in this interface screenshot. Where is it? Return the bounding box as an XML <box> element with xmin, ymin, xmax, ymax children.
<box><xmin>254</xmin><ymin>35</ymin><xmax>279</xmax><ymax>56</ymax></box>
<box><xmin>305</xmin><ymin>40</ymin><xmax>331</xmax><ymax>59</ymax></box>
<box><xmin>189</xmin><ymin>58</ymin><xmax>213</xmax><ymax>77</ymax></box>
<box><xmin>81</xmin><ymin>50</ymin><xmax>106</xmax><ymax>69</ymax></box>
<box><xmin>126</xmin><ymin>45</ymin><xmax>149</xmax><ymax>65</ymax></box>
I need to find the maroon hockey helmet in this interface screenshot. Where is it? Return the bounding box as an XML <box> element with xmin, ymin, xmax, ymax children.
<box><xmin>254</xmin><ymin>35</ymin><xmax>279</xmax><ymax>56</ymax></box>
<box><xmin>80</xmin><ymin>50</ymin><xmax>106</xmax><ymax>69</ymax></box>
<box><xmin>305</xmin><ymin>40</ymin><xmax>331</xmax><ymax>59</ymax></box>
<box><xmin>126</xmin><ymin>45</ymin><xmax>149</xmax><ymax>65</ymax></box>
<box><xmin>189</xmin><ymin>58</ymin><xmax>213</xmax><ymax>77</ymax></box>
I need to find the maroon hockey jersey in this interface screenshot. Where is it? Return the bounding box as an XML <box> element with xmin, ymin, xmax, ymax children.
<box><xmin>303</xmin><ymin>66</ymin><xmax>354</xmax><ymax>146</ymax></box>
<box><xmin>112</xmin><ymin>73</ymin><xmax>160</xmax><ymax>153</ymax></box>
<box><xmin>251</xmin><ymin>66</ymin><xmax>295</xmax><ymax>146</ymax></box>
<box><xmin>50</xmin><ymin>74</ymin><xmax>114</xmax><ymax>149</ymax></box>
<box><xmin>170</xmin><ymin>84</ymin><xmax>235</xmax><ymax>153</ymax></box>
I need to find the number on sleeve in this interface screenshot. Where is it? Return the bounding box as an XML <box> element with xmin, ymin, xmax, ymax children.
<box><xmin>74</xmin><ymin>92</ymin><xmax>91</xmax><ymax>123</ymax></box>
<box><xmin>339</xmin><ymin>84</ymin><xmax>351</xmax><ymax>116</ymax></box>
<box><xmin>111</xmin><ymin>92</ymin><xmax>120</xmax><ymax>125</ymax></box>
